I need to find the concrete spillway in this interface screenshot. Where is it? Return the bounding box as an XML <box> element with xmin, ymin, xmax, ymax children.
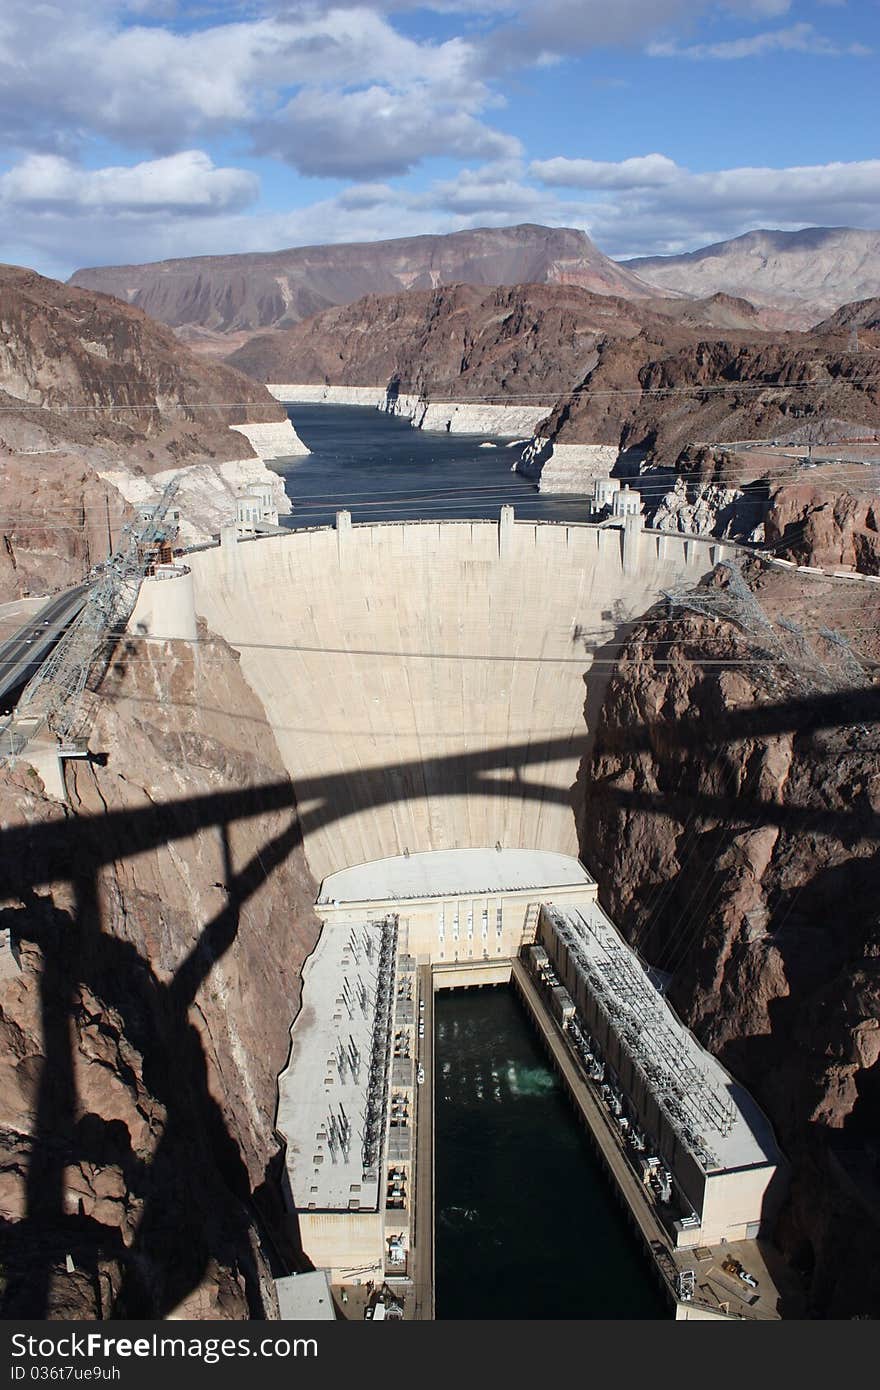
<box><xmin>188</xmin><ymin>515</ymin><xmax>730</xmax><ymax>883</ymax></box>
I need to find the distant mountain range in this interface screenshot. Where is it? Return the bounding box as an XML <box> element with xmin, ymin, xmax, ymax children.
<box><xmin>623</xmin><ymin>227</ymin><xmax>880</xmax><ymax>327</ymax></box>
<box><xmin>69</xmin><ymin>223</ymin><xmax>880</xmax><ymax>340</ymax></box>
<box><xmin>68</xmin><ymin>224</ymin><xmax>654</xmax><ymax>337</ymax></box>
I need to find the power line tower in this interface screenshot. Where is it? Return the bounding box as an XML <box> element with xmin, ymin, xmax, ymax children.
<box><xmin>663</xmin><ymin>559</ymin><xmax>871</xmax><ymax>696</ymax></box>
<box><xmin>15</xmin><ymin>480</ymin><xmax>181</xmax><ymax>747</ymax></box>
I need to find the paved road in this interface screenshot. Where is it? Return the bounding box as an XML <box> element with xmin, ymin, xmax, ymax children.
<box><xmin>0</xmin><ymin>584</ymin><xmax>90</xmax><ymax>707</ymax></box>
<box><xmin>412</xmin><ymin>964</ymin><xmax>435</xmax><ymax>1320</ymax></box>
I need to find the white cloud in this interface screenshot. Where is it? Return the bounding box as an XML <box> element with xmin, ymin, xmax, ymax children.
<box><xmin>648</xmin><ymin>21</ymin><xmax>871</xmax><ymax>59</ymax></box>
<box><xmin>259</xmin><ymin>84</ymin><xmax>520</xmax><ymax>178</ymax></box>
<box><xmin>529</xmin><ymin>152</ymin><xmax>880</xmax><ymax>209</ymax></box>
<box><xmin>6</xmin><ymin>147</ymin><xmax>880</xmax><ymax>282</ymax></box>
<box><xmin>0</xmin><ymin>2</ymin><xmax>875</xmax><ymax>277</ymax></box>
<box><xmin>724</xmin><ymin>0</ymin><xmax>792</xmax><ymax>14</ymax></box>
<box><xmin>566</xmin><ymin>156</ymin><xmax>880</xmax><ymax>256</ymax></box>
<box><xmin>0</xmin><ymin>4</ymin><xmax>492</xmax><ymax>157</ymax></box>
<box><xmin>0</xmin><ymin>2</ymin><xmax>840</xmax><ymax>164</ymax></box>
<box><xmin>529</xmin><ymin>154</ymin><xmax>680</xmax><ymax>191</ymax></box>
<box><xmin>418</xmin><ymin>167</ymin><xmax>545</xmax><ymax>216</ymax></box>
<box><xmin>0</xmin><ymin>151</ymin><xmax>258</xmax><ymax>214</ymax></box>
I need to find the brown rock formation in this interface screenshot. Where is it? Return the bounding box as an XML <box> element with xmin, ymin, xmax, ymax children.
<box><xmin>0</xmin><ymin>264</ymin><xmax>288</xmax><ymax>602</ymax></box>
<box><xmin>0</xmin><ymin>627</ymin><xmax>319</xmax><ymax>1317</ymax></box>
<box><xmin>0</xmin><ymin>264</ymin><xmax>285</xmax><ymax>465</ymax></box>
<box><xmin>540</xmin><ymin>330</ymin><xmax>880</xmax><ymax>464</ymax></box>
<box><xmin>765</xmin><ymin>484</ymin><xmax>880</xmax><ymax>573</ymax></box>
<box><xmin>815</xmin><ymin>297</ymin><xmax>880</xmax><ymax>338</ymax></box>
<box><xmin>68</xmin><ymin>224</ymin><xmax>656</xmax><ymax>335</ymax></box>
<box><xmin>0</xmin><ymin>455</ymin><xmax>128</xmax><ymax>604</ymax></box>
<box><xmin>227</xmin><ymin>280</ymin><xmax>880</xmax><ymax>481</ymax></box>
<box><xmin>226</xmin><ymin>281</ymin><xmax>653</xmax><ymax>400</ymax></box>
<box><xmin>579</xmin><ymin>564</ymin><xmax>880</xmax><ymax>1316</ymax></box>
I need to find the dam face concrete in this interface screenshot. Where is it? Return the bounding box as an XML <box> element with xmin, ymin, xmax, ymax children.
<box><xmin>188</xmin><ymin>519</ymin><xmax>728</xmax><ymax>883</ymax></box>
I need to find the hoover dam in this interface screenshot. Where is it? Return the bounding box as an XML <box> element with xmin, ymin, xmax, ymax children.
<box><xmin>174</xmin><ymin>510</ymin><xmax>786</xmax><ymax>1319</ymax></box>
<box><xmin>187</xmin><ymin>511</ymin><xmax>732</xmax><ymax>882</ymax></box>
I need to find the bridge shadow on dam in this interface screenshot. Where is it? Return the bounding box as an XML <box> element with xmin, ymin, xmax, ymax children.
<box><xmin>1</xmin><ymin>677</ymin><xmax>878</xmax><ymax>1317</ymax></box>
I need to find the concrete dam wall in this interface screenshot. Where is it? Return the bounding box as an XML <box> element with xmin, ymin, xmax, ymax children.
<box><xmin>188</xmin><ymin>516</ymin><xmax>730</xmax><ymax>883</ymax></box>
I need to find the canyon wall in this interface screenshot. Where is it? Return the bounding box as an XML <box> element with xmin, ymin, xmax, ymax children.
<box><xmin>229</xmin><ymin>420</ymin><xmax>309</xmax><ymax>460</ymax></box>
<box><xmin>0</xmin><ymin>628</ymin><xmax>319</xmax><ymax>1317</ymax></box>
<box><xmin>0</xmin><ymin>457</ymin><xmax>125</xmax><ymax>603</ymax></box>
<box><xmin>579</xmin><ymin>566</ymin><xmax>880</xmax><ymax>1316</ymax></box>
<box><xmin>765</xmin><ymin>483</ymin><xmax>880</xmax><ymax>574</ymax></box>
<box><xmin>0</xmin><ymin>265</ymin><xmax>295</xmax><ymax>601</ymax></box>
<box><xmin>517</xmin><ymin>436</ymin><xmax>619</xmax><ymax>493</ymax></box>
<box><xmin>97</xmin><ymin>455</ymin><xmax>293</xmax><ymax>547</ymax></box>
<box><xmin>235</xmin><ymin>281</ymin><xmax>878</xmax><ymax>509</ymax></box>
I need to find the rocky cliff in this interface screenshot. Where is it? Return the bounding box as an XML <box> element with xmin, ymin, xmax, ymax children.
<box><xmin>538</xmin><ymin>329</ymin><xmax>880</xmax><ymax>463</ymax></box>
<box><xmin>227</xmin><ymin>281</ymin><xmax>806</xmax><ymax>403</ymax></box>
<box><xmin>579</xmin><ymin>563</ymin><xmax>880</xmax><ymax>1316</ymax></box>
<box><xmin>68</xmin><ymin>224</ymin><xmax>655</xmax><ymax>336</ymax></box>
<box><xmin>0</xmin><ymin>265</ymin><xmax>285</xmax><ymax>463</ymax></box>
<box><xmin>624</xmin><ymin>228</ymin><xmax>880</xmax><ymax>328</ymax></box>
<box><xmin>229</xmin><ymin>281</ymin><xmax>879</xmax><ymax>505</ymax></box>
<box><xmin>233</xmin><ymin>276</ymin><xmax>878</xmax><ymax>517</ymax></box>
<box><xmin>225</xmin><ymin>281</ymin><xmax>651</xmax><ymax>400</ymax></box>
<box><xmin>765</xmin><ymin>483</ymin><xmax>880</xmax><ymax>573</ymax></box>
<box><xmin>814</xmin><ymin>297</ymin><xmax>880</xmax><ymax>337</ymax></box>
<box><xmin>0</xmin><ymin>628</ymin><xmax>319</xmax><ymax>1317</ymax></box>
<box><xmin>0</xmin><ymin>265</ymin><xmax>293</xmax><ymax>602</ymax></box>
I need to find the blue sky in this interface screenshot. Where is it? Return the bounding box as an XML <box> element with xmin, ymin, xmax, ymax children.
<box><xmin>0</xmin><ymin>0</ymin><xmax>877</xmax><ymax>278</ymax></box>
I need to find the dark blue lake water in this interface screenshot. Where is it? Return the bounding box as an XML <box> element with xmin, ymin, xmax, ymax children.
<box><xmin>276</xmin><ymin>402</ymin><xmax>590</xmax><ymax>528</ymax></box>
<box><xmin>434</xmin><ymin>989</ymin><xmax>668</xmax><ymax>1320</ymax></box>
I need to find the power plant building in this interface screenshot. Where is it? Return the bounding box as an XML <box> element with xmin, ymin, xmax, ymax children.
<box><xmin>536</xmin><ymin>903</ymin><xmax>785</xmax><ymax>1247</ymax></box>
<box><xmin>317</xmin><ymin>848</ymin><xmax>599</xmax><ymax>968</ymax></box>
<box><xmin>277</xmin><ymin>915</ymin><xmax>401</xmax><ymax>1280</ymax></box>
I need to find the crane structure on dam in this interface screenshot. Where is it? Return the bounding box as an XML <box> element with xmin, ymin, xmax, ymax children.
<box><xmin>11</xmin><ymin>480</ymin><xmax>181</xmax><ymax>750</ymax></box>
<box><xmin>663</xmin><ymin>559</ymin><xmax>871</xmax><ymax>695</ymax></box>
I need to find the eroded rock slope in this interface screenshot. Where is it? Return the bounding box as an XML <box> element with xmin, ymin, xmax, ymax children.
<box><xmin>0</xmin><ymin>265</ymin><xmax>288</xmax><ymax>602</ymax></box>
<box><xmin>0</xmin><ymin>628</ymin><xmax>318</xmax><ymax>1317</ymax></box>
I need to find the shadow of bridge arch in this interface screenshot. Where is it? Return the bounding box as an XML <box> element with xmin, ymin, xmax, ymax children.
<box><xmin>0</xmin><ymin>679</ymin><xmax>877</xmax><ymax>1316</ymax></box>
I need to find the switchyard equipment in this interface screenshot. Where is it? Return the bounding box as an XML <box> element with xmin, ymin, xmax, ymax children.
<box><xmin>362</xmin><ymin>917</ymin><xmax>399</xmax><ymax>1171</ymax></box>
<box><xmin>538</xmin><ymin>903</ymin><xmax>784</xmax><ymax>1247</ymax></box>
<box><xmin>276</xmin><ymin>913</ymin><xmax>403</xmax><ymax>1281</ymax></box>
